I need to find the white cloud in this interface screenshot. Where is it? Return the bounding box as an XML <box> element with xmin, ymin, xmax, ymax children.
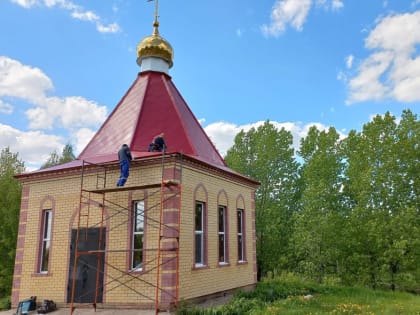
<box><xmin>60</xmin><ymin>97</ymin><xmax>107</xmax><ymax>128</ymax></box>
<box><xmin>26</xmin><ymin>106</ymin><xmax>55</xmax><ymax>130</ymax></box>
<box><xmin>0</xmin><ymin>56</ymin><xmax>108</xmax><ymax>130</ymax></box>
<box><xmin>0</xmin><ymin>57</ymin><xmax>53</xmax><ymax>103</ymax></box>
<box><xmin>10</xmin><ymin>0</ymin><xmax>37</xmax><ymax>8</ymax></box>
<box><xmin>0</xmin><ymin>56</ymin><xmax>107</xmax><ymax>169</ymax></box>
<box><xmin>0</xmin><ymin>99</ymin><xmax>13</xmax><ymax>114</ymax></box>
<box><xmin>0</xmin><ymin>123</ymin><xmax>63</xmax><ymax>171</ymax></box>
<box><xmin>261</xmin><ymin>0</ymin><xmax>344</xmax><ymax>37</ymax></box>
<box><xmin>331</xmin><ymin>0</ymin><xmax>344</xmax><ymax>10</ymax></box>
<box><xmin>204</xmin><ymin>120</ymin><xmax>336</xmax><ymax>157</ymax></box>
<box><xmin>74</xmin><ymin>127</ymin><xmax>95</xmax><ymax>154</ymax></box>
<box><xmin>25</xmin><ymin>96</ymin><xmax>107</xmax><ymax>130</ymax></box>
<box><xmin>315</xmin><ymin>0</ymin><xmax>343</xmax><ymax>10</ymax></box>
<box><xmin>347</xmin><ymin>51</ymin><xmax>393</xmax><ymax>103</ymax></box>
<box><xmin>347</xmin><ymin>10</ymin><xmax>420</xmax><ymax>103</ymax></box>
<box><xmin>346</xmin><ymin>55</ymin><xmax>354</xmax><ymax>69</ymax></box>
<box><xmin>71</xmin><ymin>10</ymin><xmax>98</xmax><ymax>22</ymax></box>
<box><xmin>9</xmin><ymin>0</ymin><xmax>120</xmax><ymax>33</ymax></box>
<box><xmin>337</xmin><ymin>70</ymin><xmax>346</xmax><ymax>81</ymax></box>
<box><xmin>96</xmin><ymin>22</ymin><xmax>120</xmax><ymax>34</ymax></box>
<box><xmin>0</xmin><ymin>121</ymin><xmax>98</xmax><ymax>171</ymax></box>
<box><xmin>261</xmin><ymin>0</ymin><xmax>311</xmax><ymax>36</ymax></box>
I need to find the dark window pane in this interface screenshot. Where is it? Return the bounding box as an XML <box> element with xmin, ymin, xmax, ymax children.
<box><xmin>132</xmin><ymin>201</ymin><xmax>144</xmax><ymax>270</ymax></box>
<box><xmin>41</xmin><ymin>241</ymin><xmax>50</xmax><ymax>272</ymax></box>
<box><xmin>195</xmin><ymin>233</ymin><xmax>203</xmax><ymax>264</ymax></box>
<box><xmin>195</xmin><ymin>203</ymin><xmax>202</xmax><ymax>231</ymax></box>
<box><xmin>237</xmin><ymin>210</ymin><xmax>242</xmax><ymax>233</ymax></box>
<box><xmin>238</xmin><ymin>236</ymin><xmax>243</xmax><ymax>261</ymax></box>
<box><xmin>135</xmin><ymin>214</ymin><xmax>144</xmax><ymax>232</ymax></box>
<box><xmin>132</xmin><ymin>234</ymin><xmax>143</xmax><ymax>269</ymax></box>
<box><xmin>43</xmin><ymin>211</ymin><xmax>51</xmax><ymax>239</ymax></box>
<box><xmin>218</xmin><ymin>207</ymin><xmax>225</xmax><ymax>232</ymax></box>
<box><xmin>134</xmin><ymin>202</ymin><xmax>144</xmax><ymax>232</ymax></box>
<box><xmin>40</xmin><ymin>210</ymin><xmax>52</xmax><ymax>272</ymax></box>
<box><xmin>218</xmin><ymin>235</ymin><xmax>225</xmax><ymax>262</ymax></box>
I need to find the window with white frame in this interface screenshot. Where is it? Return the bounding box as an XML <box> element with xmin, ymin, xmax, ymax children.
<box><xmin>132</xmin><ymin>200</ymin><xmax>144</xmax><ymax>271</ymax></box>
<box><xmin>40</xmin><ymin>209</ymin><xmax>52</xmax><ymax>273</ymax></box>
<box><xmin>237</xmin><ymin>209</ymin><xmax>245</xmax><ymax>262</ymax></box>
<box><xmin>218</xmin><ymin>206</ymin><xmax>227</xmax><ymax>264</ymax></box>
<box><xmin>195</xmin><ymin>202</ymin><xmax>205</xmax><ymax>266</ymax></box>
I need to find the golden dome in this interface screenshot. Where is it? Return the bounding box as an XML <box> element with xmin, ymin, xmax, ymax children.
<box><xmin>136</xmin><ymin>21</ymin><xmax>173</xmax><ymax>68</ymax></box>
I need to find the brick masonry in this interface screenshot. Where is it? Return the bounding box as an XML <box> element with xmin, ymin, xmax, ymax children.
<box><xmin>12</xmin><ymin>185</ymin><xmax>30</xmax><ymax>306</ymax></box>
<box><xmin>12</xmin><ymin>157</ymin><xmax>258</xmax><ymax>308</ymax></box>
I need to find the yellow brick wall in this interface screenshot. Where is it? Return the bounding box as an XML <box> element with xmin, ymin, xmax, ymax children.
<box><xmin>178</xmin><ymin>165</ymin><xmax>256</xmax><ymax>301</ymax></box>
<box><xmin>13</xmin><ymin>158</ymin><xmax>257</xmax><ymax>307</ymax></box>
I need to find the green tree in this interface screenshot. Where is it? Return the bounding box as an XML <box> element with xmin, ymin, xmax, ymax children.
<box><xmin>225</xmin><ymin>121</ymin><xmax>300</xmax><ymax>276</ymax></box>
<box><xmin>291</xmin><ymin>126</ymin><xmax>345</xmax><ymax>282</ymax></box>
<box><xmin>0</xmin><ymin>147</ymin><xmax>25</xmax><ymax>299</ymax></box>
<box><xmin>40</xmin><ymin>142</ymin><xmax>76</xmax><ymax>169</ymax></box>
<box><xmin>341</xmin><ymin>110</ymin><xmax>419</xmax><ymax>290</ymax></box>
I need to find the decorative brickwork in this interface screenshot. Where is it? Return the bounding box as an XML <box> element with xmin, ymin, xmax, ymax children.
<box><xmin>160</xmin><ymin>288</ymin><xmax>176</xmax><ymax>305</ymax></box>
<box><xmin>251</xmin><ymin>191</ymin><xmax>258</xmax><ymax>282</ymax></box>
<box><xmin>12</xmin><ymin>185</ymin><xmax>30</xmax><ymax>306</ymax></box>
<box><xmin>162</xmin><ymin>257</ymin><xmax>177</xmax><ymax>271</ymax></box>
<box><xmin>163</xmin><ymin>166</ymin><xmax>181</xmax><ymax>182</ymax></box>
<box><xmin>16</xmin><ymin>237</ymin><xmax>25</xmax><ymax>249</ymax></box>
<box><xmin>13</xmin><ymin>157</ymin><xmax>258</xmax><ymax>309</ymax></box>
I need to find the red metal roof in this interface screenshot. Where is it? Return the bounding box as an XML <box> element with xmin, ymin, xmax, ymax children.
<box><xmin>78</xmin><ymin>71</ymin><xmax>226</xmax><ymax>167</ymax></box>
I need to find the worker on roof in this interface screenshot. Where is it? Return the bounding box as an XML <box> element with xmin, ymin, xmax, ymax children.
<box><xmin>148</xmin><ymin>132</ymin><xmax>167</xmax><ymax>152</ymax></box>
<box><xmin>117</xmin><ymin>144</ymin><xmax>133</xmax><ymax>187</ymax></box>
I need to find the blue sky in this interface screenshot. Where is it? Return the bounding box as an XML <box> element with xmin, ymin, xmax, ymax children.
<box><xmin>0</xmin><ymin>0</ymin><xmax>419</xmax><ymax>170</ymax></box>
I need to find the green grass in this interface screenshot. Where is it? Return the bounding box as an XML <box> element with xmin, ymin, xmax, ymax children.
<box><xmin>175</xmin><ymin>278</ymin><xmax>420</xmax><ymax>315</ymax></box>
<box><xmin>0</xmin><ymin>296</ymin><xmax>11</xmax><ymax>311</ymax></box>
<box><xmin>262</xmin><ymin>286</ymin><xmax>419</xmax><ymax>315</ymax></box>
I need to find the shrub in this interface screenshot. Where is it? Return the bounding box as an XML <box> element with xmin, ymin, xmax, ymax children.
<box><xmin>235</xmin><ymin>277</ymin><xmax>324</xmax><ymax>302</ymax></box>
<box><xmin>0</xmin><ymin>296</ymin><xmax>11</xmax><ymax>311</ymax></box>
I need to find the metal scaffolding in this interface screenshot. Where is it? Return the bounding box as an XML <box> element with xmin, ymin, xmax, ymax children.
<box><xmin>69</xmin><ymin>153</ymin><xmax>182</xmax><ymax>314</ymax></box>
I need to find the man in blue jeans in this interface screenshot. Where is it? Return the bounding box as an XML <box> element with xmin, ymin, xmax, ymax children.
<box><xmin>117</xmin><ymin>144</ymin><xmax>132</xmax><ymax>187</ymax></box>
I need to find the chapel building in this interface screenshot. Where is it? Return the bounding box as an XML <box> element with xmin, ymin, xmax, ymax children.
<box><xmin>12</xmin><ymin>10</ymin><xmax>259</xmax><ymax>312</ymax></box>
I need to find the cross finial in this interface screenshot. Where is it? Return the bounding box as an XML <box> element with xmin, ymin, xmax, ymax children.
<box><xmin>154</xmin><ymin>0</ymin><xmax>159</xmax><ymax>23</ymax></box>
<box><xmin>147</xmin><ymin>0</ymin><xmax>160</xmax><ymax>35</ymax></box>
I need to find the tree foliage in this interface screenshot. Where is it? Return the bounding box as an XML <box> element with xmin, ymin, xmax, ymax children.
<box><xmin>291</xmin><ymin>126</ymin><xmax>346</xmax><ymax>282</ymax></box>
<box><xmin>0</xmin><ymin>147</ymin><xmax>25</xmax><ymax>298</ymax></box>
<box><xmin>225</xmin><ymin>110</ymin><xmax>419</xmax><ymax>292</ymax></box>
<box><xmin>40</xmin><ymin>143</ymin><xmax>76</xmax><ymax>169</ymax></box>
<box><xmin>0</xmin><ymin>109</ymin><xmax>418</xmax><ymax>296</ymax></box>
<box><xmin>225</xmin><ymin>121</ymin><xmax>300</xmax><ymax>276</ymax></box>
<box><xmin>341</xmin><ymin>111</ymin><xmax>420</xmax><ymax>290</ymax></box>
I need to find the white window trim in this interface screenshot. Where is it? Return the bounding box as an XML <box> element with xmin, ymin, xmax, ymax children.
<box><xmin>132</xmin><ymin>200</ymin><xmax>145</xmax><ymax>271</ymax></box>
<box><xmin>218</xmin><ymin>206</ymin><xmax>227</xmax><ymax>264</ymax></box>
<box><xmin>40</xmin><ymin>209</ymin><xmax>52</xmax><ymax>273</ymax></box>
<box><xmin>237</xmin><ymin>209</ymin><xmax>245</xmax><ymax>263</ymax></box>
<box><xmin>195</xmin><ymin>202</ymin><xmax>205</xmax><ymax>267</ymax></box>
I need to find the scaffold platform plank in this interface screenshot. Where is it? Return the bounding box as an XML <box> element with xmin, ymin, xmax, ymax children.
<box><xmin>83</xmin><ymin>181</ymin><xmax>179</xmax><ymax>194</ymax></box>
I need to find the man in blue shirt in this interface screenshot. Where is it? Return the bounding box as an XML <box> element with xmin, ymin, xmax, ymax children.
<box><xmin>117</xmin><ymin>144</ymin><xmax>132</xmax><ymax>187</ymax></box>
<box><xmin>148</xmin><ymin>132</ymin><xmax>167</xmax><ymax>152</ymax></box>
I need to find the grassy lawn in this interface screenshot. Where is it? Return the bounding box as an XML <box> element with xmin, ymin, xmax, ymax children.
<box><xmin>176</xmin><ymin>278</ymin><xmax>420</xmax><ymax>315</ymax></box>
<box><xmin>263</xmin><ymin>287</ymin><xmax>419</xmax><ymax>314</ymax></box>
